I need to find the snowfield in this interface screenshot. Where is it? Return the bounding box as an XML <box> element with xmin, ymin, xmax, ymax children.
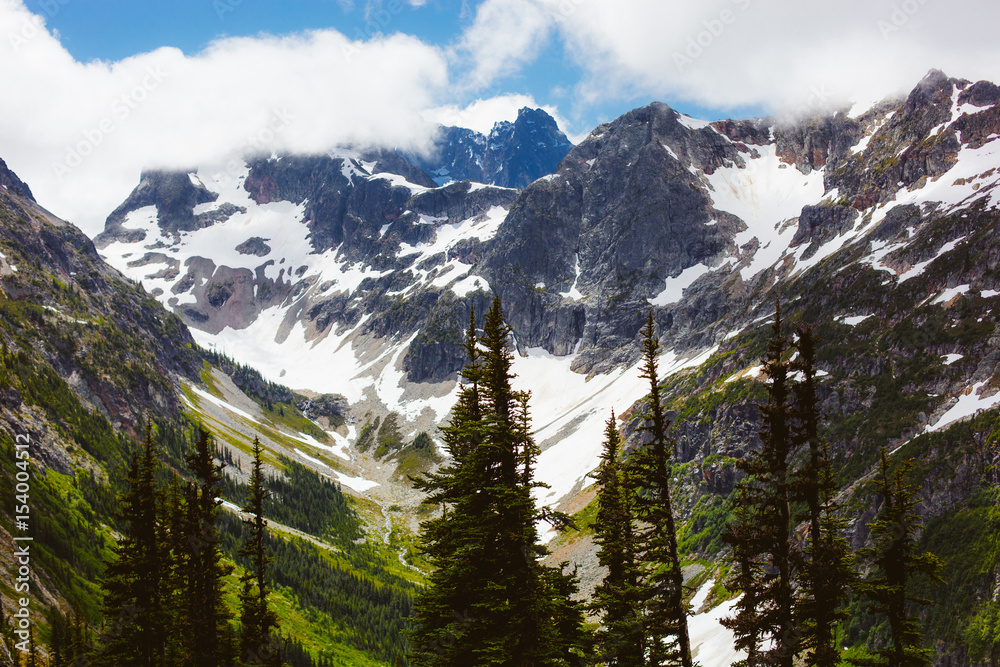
<box><xmin>99</xmin><ymin>113</ymin><xmax>1000</xmax><ymax>515</ymax></box>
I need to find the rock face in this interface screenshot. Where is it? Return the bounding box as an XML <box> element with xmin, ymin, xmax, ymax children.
<box><xmin>93</xmin><ymin>109</ymin><xmax>565</xmax><ymax>381</ymax></box>
<box><xmin>94</xmin><ymin>72</ymin><xmax>1000</xmax><ymax>392</ymax></box>
<box><xmin>412</xmin><ymin>107</ymin><xmax>573</xmax><ymax>188</ymax></box>
<box><xmin>826</xmin><ymin>70</ymin><xmax>973</xmax><ymax>210</ymax></box>
<box><xmin>97</xmin><ymin>170</ymin><xmax>220</xmax><ymax>245</ymax></box>
<box><xmin>0</xmin><ymin>157</ymin><xmax>34</xmax><ymax>202</ymax></box>
<box><xmin>479</xmin><ymin>102</ymin><xmax>746</xmax><ymax>369</ymax></box>
<box><xmin>0</xmin><ymin>166</ymin><xmax>200</xmax><ymax>433</ymax></box>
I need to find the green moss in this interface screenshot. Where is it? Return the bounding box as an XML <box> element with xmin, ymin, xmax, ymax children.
<box><xmin>677</xmin><ymin>490</ymin><xmax>734</xmax><ymax>558</ymax></box>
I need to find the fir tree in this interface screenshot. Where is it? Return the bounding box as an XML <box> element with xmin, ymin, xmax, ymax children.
<box><xmin>964</xmin><ymin>478</ymin><xmax>1000</xmax><ymax>666</ymax></box>
<box><xmin>99</xmin><ymin>424</ymin><xmax>168</xmax><ymax>666</ymax></box>
<box><xmin>179</xmin><ymin>426</ymin><xmax>233</xmax><ymax>666</ymax></box>
<box><xmin>590</xmin><ymin>412</ymin><xmax>644</xmax><ymax>666</ymax></box>
<box><xmin>852</xmin><ymin>452</ymin><xmax>943</xmax><ymax>667</ymax></box>
<box><xmin>723</xmin><ymin>303</ymin><xmax>798</xmax><ymax>667</ymax></box>
<box><xmin>410</xmin><ymin>298</ymin><xmax>589</xmax><ymax>666</ymax></box>
<box><xmin>47</xmin><ymin>606</ymin><xmax>67</xmax><ymax>667</ymax></box>
<box><xmin>240</xmin><ymin>436</ymin><xmax>281</xmax><ymax>667</ymax></box>
<box><xmin>161</xmin><ymin>474</ymin><xmax>187</xmax><ymax>666</ymax></box>
<box><xmin>628</xmin><ymin>311</ymin><xmax>693</xmax><ymax>667</ymax></box>
<box><xmin>22</xmin><ymin>627</ymin><xmax>38</xmax><ymax>667</ymax></box>
<box><xmin>410</xmin><ymin>307</ymin><xmax>486</xmax><ymax>667</ymax></box>
<box><xmin>790</xmin><ymin>326</ymin><xmax>853</xmax><ymax>667</ymax></box>
<box><xmin>721</xmin><ymin>493</ymin><xmax>767</xmax><ymax>667</ymax></box>
<box><xmin>46</xmin><ymin>606</ymin><xmax>90</xmax><ymax>667</ymax></box>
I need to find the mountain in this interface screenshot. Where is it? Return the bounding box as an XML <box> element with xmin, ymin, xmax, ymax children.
<box><xmin>90</xmin><ymin>71</ymin><xmax>1000</xmax><ymax>664</ymax></box>
<box><xmin>0</xmin><ymin>158</ymin><xmax>201</xmax><ymax>635</ymax></box>
<box><xmin>0</xmin><ymin>158</ymin><xmax>200</xmax><ymax>432</ymax></box>
<box><xmin>0</xmin><ymin>157</ymin><xmax>430</xmax><ymax>665</ymax></box>
<box><xmin>410</xmin><ymin>106</ymin><xmax>574</xmax><ymax>188</ymax></box>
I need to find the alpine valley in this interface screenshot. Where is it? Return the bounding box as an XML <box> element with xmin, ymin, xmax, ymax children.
<box><xmin>2</xmin><ymin>69</ymin><xmax>1000</xmax><ymax>665</ymax></box>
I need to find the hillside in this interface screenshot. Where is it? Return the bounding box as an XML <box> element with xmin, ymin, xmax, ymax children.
<box><xmin>0</xmin><ymin>161</ymin><xmax>428</xmax><ymax>666</ymax></box>
<box><xmin>90</xmin><ymin>69</ymin><xmax>1000</xmax><ymax>664</ymax></box>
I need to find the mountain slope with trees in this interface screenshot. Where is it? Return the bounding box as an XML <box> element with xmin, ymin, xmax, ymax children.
<box><xmin>0</xmin><ymin>161</ymin><xmax>425</xmax><ymax>666</ymax></box>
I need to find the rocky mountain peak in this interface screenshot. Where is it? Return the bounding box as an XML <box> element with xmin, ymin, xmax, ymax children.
<box><xmin>412</xmin><ymin>107</ymin><xmax>573</xmax><ymax>188</ymax></box>
<box><xmin>96</xmin><ymin>169</ymin><xmax>219</xmax><ymax>245</ymax></box>
<box><xmin>0</xmin><ymin>157</ymin><xmax>35</xmax><ymax>202</ymax></box>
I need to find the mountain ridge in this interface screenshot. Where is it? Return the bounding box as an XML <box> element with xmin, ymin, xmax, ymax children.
<box><xmin>25</xmin><ymin>69</ymin><xmax>1000</xmax><ymax>663</ymax></box>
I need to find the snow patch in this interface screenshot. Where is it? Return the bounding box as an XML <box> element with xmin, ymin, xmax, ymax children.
<box><xmin>330</xmin><ymin>470</ymin><xmax>380</xmax><ymax>492</ymax></box>
<box><xmin>559</xmin><ymin>254</ymin><xmax>584</xmax><ymax>300</ymax></box>
<box><xmin>294</xmin><ymin>448</ymin><xmax>330</xmax><ymax>469</ymax></box>
<box><xmin>705</xmin><ymin>143</ymin><xmax>826</xmax><ymax>280</ymax></box>
<box><xmin>899</xmin><ymin>237</ymin><xmax>966</xmax><ymax>283</ymax></box>
<box><xmin>649</xmin><ymin>263</ymin><xmax>711</xmax><ymax>306</ymax></box>
<box><xmin>688</xmin><ymin>581</ymin><xmax>746</xmax><ymax>667</ymax></box>
<box><xmin>926</xmin><ymin>382</ymin><xmax>1000</xmax><ymax>433</ymax></box>
<box><xmin>186</xmin><ymin>385</ymin><xmax>260</xmax><ymax>424</ymax></box>
<box><xmin>678</xmin><ymin>114</ymin><xmax>712</xmax><ymax>131</ymax></box>
<box><xmin>528</xmin><ymin>344</ymin><xmax>718</xmax><ymax>509</ymax></box>
<box><xmin>931</xmin><ymin>284</ymin><xmax>970</xmax><ymax>305</ymax></box>
<box><xmin>836</xmin><ymin>314</ymin><xmax>873</xmax><ymax>326</ymax></box>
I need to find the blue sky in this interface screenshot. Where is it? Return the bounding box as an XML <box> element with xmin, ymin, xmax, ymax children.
<box><xmin>1</xmin><ymin>0</ymin><xmax>997</xmax><ymax>233</ymax></box>
<box><xmin>37</xmin><ymin>0</ymin><xmax>763</xmax><ymax>131</ymax></box>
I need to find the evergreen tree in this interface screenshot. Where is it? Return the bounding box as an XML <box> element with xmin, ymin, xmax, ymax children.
<box><xmin>542</xmin><ymin>562</ymin><xmax>594</xmax><ymax>665</ymax></box>
<box><xmin>964</xmin><ymin>480</ymin><xmax>1000</xmax><ymax>666</ymax></box>
<box><xmin>590</xmin><ymin>412</ymin><xmax>644</xmax><ymax>666</ymax></box>
<box><xmin>410</xmin><ymin>308</ymin><xmax>485</xmax><ymax>667</ymax></box>
<box><xmin>790</xmin><ymin>327</ymin><xmax>853</xmax><ymax>667</ymax></box>
<box><xmin>46</xmin><ymin>606</ymin><xmax>90</xmax><ymax>667</ymax></box>
<box><xmin>721</xmin><ymin>494</ymin><xmax>767</xmax><ymax>667</ymax></box>
<box><xmin>47</xmin><ymin>606</ymin><xmax>67</xmax><ymax>667</ymax></box>
<box><xmin>240</xmin><ymin>436</ymin><xmax>281</xmax><ymax>667</ymax></box>
<box><xmin>71</xmin><ymin>611</ymin><xmax>91</xmax><ymax>665</ymax></box>
<box><xmin>22</xmin><ymin>627</ymin><xmax>38</xmax><ymax>667</ymax></box>
<box><xmin>162</xmin><ymin>474</ymin><xmax>188</xmax><ymax>666</ymax></box>
<box><xmin>179</xmin><ymin>426</ymin><xmax>233</xmax><ymax>666</ymax></box>
<box><xmin>627</xmin><ymin>311</ymin><xmax>693</xmax><ymax>667</ymax></box>
<box><xmin>99</xmin><ymin>424</ymin><xmax>168</xmax><ymax>666</ymax></box>
<box><xmin>852</xmin><ymin>451</ymin><xmax>943</xmax><ymax>667</ymax></box>
<box><xmin>723</xmin><ymin>303</ymin><xmax>798</xmax><ymax>667</ymax></box>
<box><xmin>410</xmin><ymin>298</ymin><xmax>589</xmax><ymax>666</ymax></box>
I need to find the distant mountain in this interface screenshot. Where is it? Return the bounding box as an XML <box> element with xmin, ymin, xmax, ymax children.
<box><xmin>94</xmin><ymin>70</ymin><xmax>1000</xmax><ymax>462</ymax></box>
<box><xmin>91</xmin><ymin>71</ymin><xmax>1000</xmax><ymax>662</ymax></box>
<box><xmin>411</xmin><ymin>106</ymin><xmax>574</xmax><ymax>188</ymax></box>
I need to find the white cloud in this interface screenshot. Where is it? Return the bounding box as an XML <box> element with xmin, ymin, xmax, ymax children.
<box><xmin>457</xmin><ymin>0</ymin><xmax>1000</xmax><ymax>118</ymax></box>
<box><xmin>454</xmin><ymin>0</ymin><xmax>552</xmax><ymax>90</ymax></box>
<box><xmin>0</xmin><ymin>0</ymin><xmax>449</xmax><ymax>235</ymax></box>
<box><xmin>2</xmin><ymin>0</ymin><xmax>999</xmax><ymax>237</ymax></box>
<box><xmin>424</xmin><ymin>93</ymin><xmax>565</xmax><ymax>135</ymax></box>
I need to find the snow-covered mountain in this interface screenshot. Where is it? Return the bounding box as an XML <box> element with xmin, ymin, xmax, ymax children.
<box><xmin>3</xmin><ymin>68</ymin><xmax>997</xmax><ymax>664</ymax></box>
<box><xmin>409</xmin><ymin>106</ymin><xmax>574</xmax><ymax>188</ymax></box>
<box><xmin>94</xmin><ymin>71</ymin><xmax>1000</xmax><ymax>519</ymax></box>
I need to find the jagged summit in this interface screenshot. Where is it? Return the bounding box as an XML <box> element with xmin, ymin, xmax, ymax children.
<box><xmin>5</xmin><ymin>68</ymin><xmax>1000</xmax><ymax>664</ymax></box>
<box><xmin>0</xmin><ymin>156</ymin><xmax>34</xmax><ymax>202</ymax></box>
<box><xmin>412</xmin><ymin>106</ymin><xmax>573</xmax><ymax>188</ymax></box>
<box><xmin>93</xmin><ymin>70</ymin><xmax>1000</xmax><ymax>510</ymax></box>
